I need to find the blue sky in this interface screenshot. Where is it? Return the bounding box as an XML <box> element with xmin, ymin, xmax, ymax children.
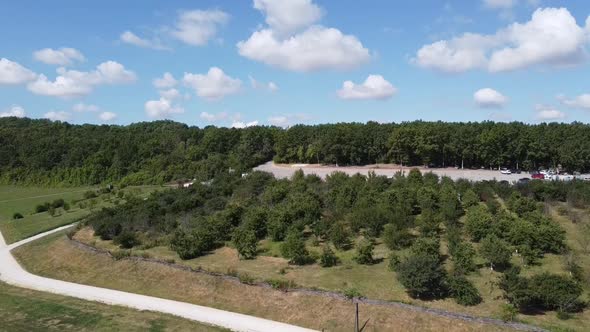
<box><xmin>1</xmin><ymin>0</ymin><xmax>590</xmax><ymax>127</ymax></box>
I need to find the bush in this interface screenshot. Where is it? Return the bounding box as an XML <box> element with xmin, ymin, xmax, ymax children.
<box><xmin>500</xmin><ymin>304</ymin><xmax>518</xmax><ymax>322</ymax></box>
<box><xmin>319</xmin><ymin>245</ymin><xmax>339</xmax><ymax>267</ymax></box>
<box><xmin>12</xmin><ymin>212</ymin><xmax>23</xmax><ymax>220</ymax></box>
<box><xmin>51</xmin><ymin>198</ymin><xmax>65</xmax><ymax>208</ymax></box>
<box><xmin>266</xmin><ymin>278</ymin><xmax>296</xmax><ymax>291</ymax></box>
<box><xmin>281</xmin><ymin>231</ymin><xmax>313</xmax><ymax>265</ymax></box>
<box><xmin>397</xmin><ymin>253</ymin><xmax>446</xmax><ymax>299</ymax></box>
<box><xmin>382</xmin><ymin>223</ymin><xmax>412</xmax><ymax>250</ymax></box>
<box><xmin>83</xmin><ymin>190</ymin><xmax>98</xmax><ymax>199</ymax></box>
<box><xmin>170</xmin><ymin>225</ymin><xmax>217</xmax><ymax>260</ymax></box>
<box><xmin>329</xmin><ymin>222</ymin><xmax>352</xmax><ymax>250</ymax></box>
<box><xmin>35</xmin><ymin>202</ymin><xmax>50</xmax><ymax>213</ymax></box>
<box><xmin>343</xmin><ymin>287</ymin><xmax>362</xmax><ymax>299</ymax></box>
<box><xmin>448</xmin><ymin>275</ymin><xmax>482</xmax><ymax>306</ymax></box>
<box><xmin>232</xmin><ymin>226</ymin><xmax>258</xmax><ymax>260</ymax></box>
<box><xmin>354</xmin><ymin>238</ymin><xmax>375</xmax><ymax>265</ymax></box>
<box><xmin>114</xmin><ymin>231</ymin><xmax>141</xmax><ymax>249</ymax></box>
<box><xmin>388</xmin><ymin>253</ymin><xmax>400</xmax><ymax>271</ymax></box>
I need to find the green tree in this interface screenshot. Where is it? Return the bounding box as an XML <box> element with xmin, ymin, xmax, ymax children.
<box><xmin>319</xmin><ymin>245</ymin><xmax>339</xmax><ymax>267</ymax></box>
<box><xmin>451</xmin><ymin>242</ymin><xmax>477</xmax><ymax>275</ymax></box>
<box><xmin>396</xmin><ymin>253</ymin><xmax>446</xmax><ymax>299</ymax></box>
<box><xmin>281</xmin><ymin>231</ymin><xmax>312</xmax><ymax>265</ymax></box>
<box><xmin>354</xmin><ymin>238</ymin><xmax>375</xmax><ymax>265</ymax></box>
<box><xmin>382</xmin><ymin>223</ymin><xmax>412</xmax><ymax>250</ymax></box>
<box><xmin>232</xmin><ymin>226</ymin><xmax>258</xmax><ymax>260</ymax></box>
<box><xmin>480</xmin><ymin>235</ymin><xmax>512</xmax><ymax>270</ymax></box>
<box><xmin>448</xmin><ymin>275</ymin><xmax>482</xmax><ymax>306</ymax></box>
<box><xmin>329</xmin><ymin>222</ymin><xmax>352</xmax><ymax>250</ymax></box>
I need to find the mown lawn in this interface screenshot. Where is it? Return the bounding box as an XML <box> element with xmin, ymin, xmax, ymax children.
<box><xmin>0</xmin><ymin>185</ymin><xmax>162</xmax><ymax>244</ymax></box>
<box><xmin>0</xmin><ymin>281</ymin><xmax>226</xmax><ymax>332</ymax></box>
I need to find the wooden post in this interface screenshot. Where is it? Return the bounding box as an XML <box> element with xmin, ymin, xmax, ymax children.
<box><xmin>354</xmin><ymin>302</ymin><xmax>359</xmax><ymax>332</ymax></box>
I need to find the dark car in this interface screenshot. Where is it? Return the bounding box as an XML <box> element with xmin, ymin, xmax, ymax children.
<box><xmin>518</xmin><ymin>178</ymin><xmax>530</xmax><ymax>184</ymax></box>
<box><xmin>510</xmin><ymin>169</ymin><xmax>522</xmax><ymax>174</ymax></box>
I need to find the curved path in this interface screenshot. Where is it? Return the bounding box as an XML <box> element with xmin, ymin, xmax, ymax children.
<box><xmin>0</xmin><ymin>225</ymin><xmax>316</xmax><ymax>332</ymax></box>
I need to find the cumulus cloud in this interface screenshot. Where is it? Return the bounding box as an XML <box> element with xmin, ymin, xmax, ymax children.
<box><xmin>559</xmin><ymin>93</ymin><xmax>590</xmax><ymax>110</ymax></box>
<box><xmin>98</xmin><ymin>111</ymin><xmax>117</xmax><ymax>121</ymax></box>
<box><xmin>183</xmin><ymin>67</ymin><xmax>241</xmax><ymax>101</ymax></box>
<box><xmin>145</xmin><ymin>98</ymin><xmax>184</xmax><ymax>118</ymax></box>
<box><xmin>33</xmin><ymin>47</ymin><xmax>85</xmax><ymax>66</ymax></box>
<box><xmin>153</xmin><ymin>72</ymin><xmax>177</xmax><ymax>89</ymax></box>
<box><xmin>27</xmin><ymin>61</ymin><xmax>136</xmax><ymax>98</ymax></box>
<box><xmin>72</xmin><ymin>103</ymin><xmax>100</xmax><ymax>112</ymax></box>
<box><xmin>0</xmin><ymin>58</ymin><xmax>37</xmax><ymax>85</ymax></box>
<box><xmin>249</xmin><ymin>75</ymin><xmax>279</xmax><ymax>92</ymax></box>
<box><xmin>474</xmin><ymin>88</ymin><xmax>508</xmax><ymax>108</ymax></box>
<box><xmin>200</xmin><ymin>111</ymin><xmax>229</xmax><ymax>122</ymax></box>
<box><xmin>120</xmin><ymin>31</ymin><xmax>168</xmax><ymax>50</ymax></box>
<box><xmin>44</xmin><ymin>111</ymin><xmax>71</xmax><ymax>122</ymax></box>
<box><xmin>171</xmin><ymin>9</ymin><xmax>229</xmax><ymax>46</ymax></box>
<box><xmin>337</xmin><ymin>75</ymin><xmax>397</xmax><ymax>100</ymax></box>
<box><xmin>413</xmin><ymin>8</ymin><xmax>590</xmax><ymax>73</ymax></box>
<box><xmin>253</xmin><ymin>0</ymin><xmax>323</xmax><ymax>36</ymax></box>
<box><xmin>231</xmin><ymin>120</ymin><xmax>259</xmax><ymax>128</ymax></box>
<box><xmin>483</xmin><ymin>0</ymin><xmax>517</xmax><ymax>9</ymax></box>
<box><xmin>159</xmin><ymin>88</ymin><xmax>181</xmax><ymax>100</ymax></box>
<box><xmin>0</xmin><ymin>105</ymin><xmax>26</xmax><ymax>118</ymax></box>
<box><xmin>267</xmin><ymin>113</ymin><xmax>310</xmax><ymax>127</ymax></box>
<box><xmin>535</xmin><ymin>104</ymin><xmax>566</xmax><ymax>121</ymax></box>
<box><xmin>238</xmin><ymin>0</ymin><xmax>370</xmax><ymax>72</ymax></box>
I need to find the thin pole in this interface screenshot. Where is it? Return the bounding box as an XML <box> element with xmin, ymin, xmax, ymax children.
<box><xmin>354</xmin><ymin>302</ymin><xmax>359</xmax><ymax>332</ymax></box>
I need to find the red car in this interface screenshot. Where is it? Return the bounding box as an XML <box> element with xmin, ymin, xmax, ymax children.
<box><xmin>531</xmin><ymin>173</ymin><xmax>545</xmax><ymax>180</ymax></box>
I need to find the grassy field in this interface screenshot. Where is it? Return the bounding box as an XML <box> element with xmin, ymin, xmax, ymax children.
<box><xmin>69</xmin><ymin>203</ymin><xmax>590</xmax><ymax>332</ymax></box>
<box><xmin>0</xmin><ymin>185</ymin><xmax>162</xmax><ymax>244</ymax></box>
<box><xmin>0</xmin><ymin>281</ymin><xmax>226</xmax><ymax>331</ymax></box>
<box><xmin>13</xmin><ymin>231</ymin><xmax>516</xmax><ymax>332</ymax></box>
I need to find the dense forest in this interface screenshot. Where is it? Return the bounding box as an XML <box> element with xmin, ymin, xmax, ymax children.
<box><xmin>84</xmin><ymin>169</ymin><xmax>589</xmax><ymax>315</ymax></box>
<box><xmin>2</xmin><ymin>118</ymin><xmax>590</xmax><ymax>185</ymax></box>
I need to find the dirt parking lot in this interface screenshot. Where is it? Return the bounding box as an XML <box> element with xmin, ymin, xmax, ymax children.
<box><xmin>255</xmin><ymin>162</ymin><xmax>530</xmax><ymax>182</ymax></box>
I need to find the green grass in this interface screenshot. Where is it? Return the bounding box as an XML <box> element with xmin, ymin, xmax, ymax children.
<box><xmin>0</xmin><ymin>185</ymin><xmax>163</xmax><ymax>244</ymax></box>
<box><xmin>0</xmin><ymin>281</ymin><xmax>226</xmax><ymax>332</ymax></box>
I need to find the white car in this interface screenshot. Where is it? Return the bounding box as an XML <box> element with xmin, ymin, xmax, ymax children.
<box><xmin>500</xmin><ymin>169</ymin><xmax>511</xmax><ymax>175</ymax></box>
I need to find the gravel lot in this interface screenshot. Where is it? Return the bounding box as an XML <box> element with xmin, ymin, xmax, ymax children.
<box><xmin>255</xmin><ymin>162</ymin><xmax>531</xmax><ymax>182</ymax></box>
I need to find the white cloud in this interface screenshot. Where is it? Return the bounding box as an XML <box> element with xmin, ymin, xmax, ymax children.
<box><xmin>535</xmin><ymin>104</ymin><xmax>566</xmax><ymax>121</ymax></box>
<box><xmin>44</xmin><ymin>111</ymin><xmax>71</xmax><ymax>122</ymax></box>
<box><xmin>231</xmin><ymin>120</ymin><xmax>259</xmax><ymax>128</ymax></box>
<box><xmin>0</xmin><ymin>58</ymin><xmax>37</xmax><ymax>85</ymax></box>
<box><xmin>267</xmin><ymin>113</ymin><xmax>310</xmax><ymax>127</ymax></box>
<box><xmin>413</xmin><ymin>8</ymin><xmax>590</xmax><ymax>73</ymax></box>
<box><xmin>153</xmin><ymin>72</ymin><xmax>177</xmax><ymax>89</ymax></box>
<box><xmin>0</xmin><ymin>105</ymin><xmax>26</xmax><ymax>118</ymax></box>
<box><xmin>249</xmin><ymin>75</ymin><xmax>279</xmax><ymax>92</ymax></box>
<box><xmin>171</xmin><ymin>9</ymin><xmax>229</xmax><ymax>46</ymax></box>
<box><xmin>253</xmin><ymin>0</ymin><xmax>323</xmax><ymax>36</ymax></box>
<box><xmin>72</xmin><ymin>103</ymin><xmax>100</xmax><ymax>112</ymax></box>
<box><xmin>183</xmin><ymin>67</ymin><xmax>241</xmax><ymax>101</ymax></box>
<box><xmin>238</xmin><ymin>27</ymin><xmax>370</xmax><ymax>72</ymax></box>
<box><xmin>559</xmin><ymin>93</ymin><xmax>590</xmax><ymax>110</ymax></box>
<box><xmin>238</xmin><ymin>0</ymin><xmax>370</xmax><ymax>72</ymax></box>
<box><xmin>159</xmin><ymin>88</ymin><xmax>181</xmax><ymax>100</ymax></box>
<box><xmin>337</xmin><ymin>75</ymin><xmax>397</xmax><ymax>100</ymax></box>
<box><xmin>27</xmin><ymin>61</ymin><xmax>136</xmax><ymax>98</ymax></box>
<box><xmin>98</xmin><ymin>111</ymin><xmax>117</xmax><ymax>121</ymax></box>
<box><xmin>33</xmin><ymin>47</ymin><xmax>85</xmax><ymax>66</ymax></box>
<box><xmin>474</xmin><ymin>88</ymin><xmax>508</xmax><ymax>108</ymax></box>
<box><xmin>145</xmin><ymin>98</ymin><xmax>184</xmax><ymax>118</ymax></box>
<box><xmin>483</xmin><ymin>0</ymin><xmax>517</xmax><ymax>9</ymax></box>
<box><xmin>120</xmin><ymin>31</ymin><xmax>168</xmax><ymax>50</ymax></box>
<box><xmin>200</xmin><ymin>111</ymin><xmax>228</xmax><ymax>122</ymax></box>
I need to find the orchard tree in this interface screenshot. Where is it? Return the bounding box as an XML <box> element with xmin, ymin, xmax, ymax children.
<box><xmin>480</xmin><ymin>235</ymin><xmax>512</xmax><ymax>270</ymax></box>
<box><xmin>232</xmin><ymin>226</ymin><xmax>258</xmax><ymax>260</ymax></box>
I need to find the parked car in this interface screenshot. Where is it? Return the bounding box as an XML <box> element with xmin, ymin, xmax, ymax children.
<box><xmin>510</xmin><ymin>169</ymin><xmax>522</xmax><ymax>174</ymax></box>
<box><xmin>518</xmin><ymin>178</ymin><xmax>530</xmax><ymax>184</ymax></box>
<box><xmin>500</xmin><ymin>168</ymin><xmax>511</xmax><ymax>175</ymax></box>
<box><xmin>531</xmin><ymin>173</ymin><xmax>545</xmax><ymax>180</ymax></box>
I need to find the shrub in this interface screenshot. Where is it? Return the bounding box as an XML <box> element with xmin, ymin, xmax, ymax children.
<box><xmin>12</xmin><ymin>212</ymin><xmax>23</xmax><ymax>220</ymax></box>
<box><xmin>329</xmin><ymin>222</ymin><xmax>352</xmax><ymax>250</ymax></box>
<box><xmin>354</xmin><ymin>238</ymin><xmax>375</xmax><ymax>265</ymax></box>
<box><xmin>388</xmin><ymin>253</ymin><xmax>400</xmax><ymax>271</ymax></box>
<box><xmin>319</xmin><ymin>245</ymin><xmax>339</xmax><ymax>267</ymax></box>
<box><xmin>281</xmin><ymin>231</ymin><xmax>313</xmax><ymax>265</ymax></box>
<box><xmin>232</xmin><ymin>226</ymin><xmax>258</xmax><ymax>260</ymax></box>
<box><xmin>83</xmin><ymin>190</ymin><xmax>98</xmax><ymax>199</ymax></box>
<box><xmin>448</xmin><ymin>275</ymin><xmax>482</xmax><ymax>306</ymax></box>
<box><xmin>397</xmin><ymin>253</ymin><xmax>446</xmax><ymax>299</ymax></box>
<box><xmin>343</xmin><ymin>287</ymin><xmax>362</xmax><ymax>299</ymax></box>
<box><xmin>51</xmin><ymin>198</ymin><xmax>65</xmax><ymax>208</ymax></box>
<box><xmin>114</xmin><ymin>231</ymin><xmax>141</xmax><ymax>249</ymax></box>
<box><xmin>382</xmin><ymin>223</ymin><xmax>412</xmax><ymax>250</ymax></box>
<box><xmin>266</xmin><ymin>279</ymin><xmax>296</xmax><ymax>291</ymax></box>
<box><xmin>500</xmin><ymin>304</ymin><xmax>518</xmax><ymax>322</ymax></box>
<box><xmin>35</xmin><ymin>203</ymin><xmax>50</xmax><ymax>213</ymax></box>
<box><xmin>170</xmin><ymin>225</ymin><xmax>217</xmax><ymax>260</ymax></box>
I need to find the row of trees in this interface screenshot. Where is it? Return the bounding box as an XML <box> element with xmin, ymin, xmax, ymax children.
<box><xmin>85</xmin><ymin>166</ymin><xmax>586</xmax><ymax>314</ymax></box>
<box><xmin>3</xmin><ymin>118</ymin><xmax>590</xmax><ymax>186</ymax></box>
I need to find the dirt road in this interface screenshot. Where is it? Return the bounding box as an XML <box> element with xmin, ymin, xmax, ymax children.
<box><xmin>0</xmin><ymin>225</ymin><xmax>316</xmax><ymax>332</ymax></box>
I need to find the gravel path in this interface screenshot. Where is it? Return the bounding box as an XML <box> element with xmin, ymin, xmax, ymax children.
<box><xmin>255</xmin><ymin>161</ymin><xmax>530</xmax><ymax>182</ymax></box>
<box><xmin>0</xmin><ymin>225</ymin><xmax>316</xmax><ymax>332</ymax></box>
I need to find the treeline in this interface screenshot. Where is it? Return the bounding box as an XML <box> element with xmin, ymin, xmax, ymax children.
<box><xmin>3</xmin><ymin>118</ymin><xmax>590</xmax><ymax>186</ymax></box>
<box><xmin>0</xmin><ymin>118</ymin><xmax>276</xmax><ymax>186</ymax></box>
<box><xmin>84</xmin><ymin>169</ymin><xmax>587</xmax><ymax>314</ymax></box>
<box><xmin>274</xmin><ymin>121</ymin><xmax>590</xmax><ymax>171</ymax></box>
